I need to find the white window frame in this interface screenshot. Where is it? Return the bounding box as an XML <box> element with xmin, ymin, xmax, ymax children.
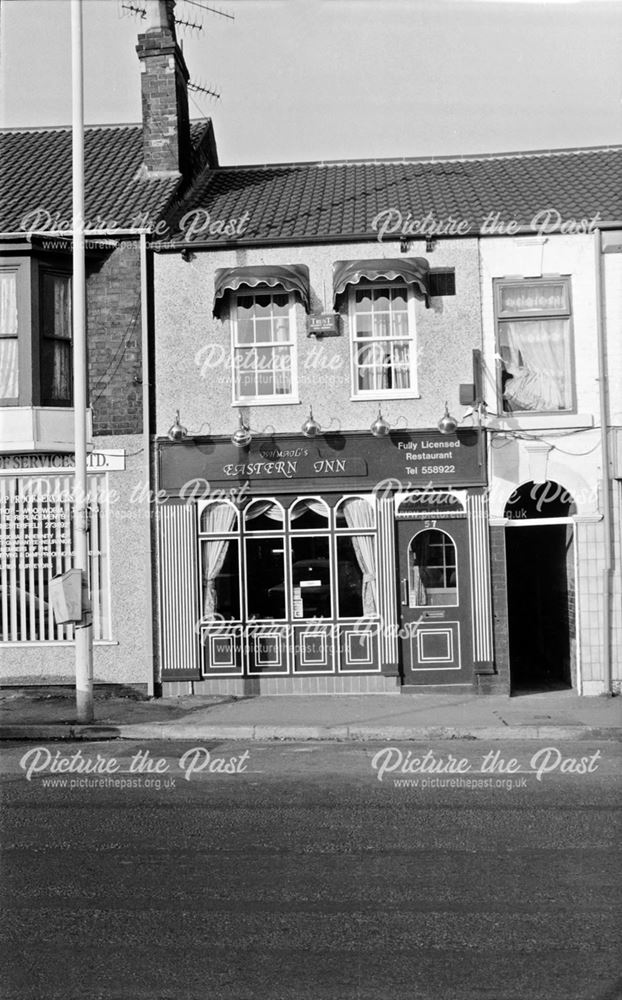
<box><xmin>494</xmin><ymin>275</ymin><xmax>575</xmax><ymax>415</ymax></box>
<box><xmin>230</xmin><ymin>290</ymin><xmax>299</xmax><ymax>406</ymax></box>
<box><xmin>348</xmin><ymin>282</ymin><xmax>419</xmax><ymax>400</ymax></box>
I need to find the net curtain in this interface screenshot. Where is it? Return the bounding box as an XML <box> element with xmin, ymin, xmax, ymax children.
<box><xmin>340</xmin><ymin>498</ymin><xmax>377</xmax><ymax>615</ymax></box>
<box><xmin>503</xmin><ymin>320</ymin><xmax>569</xmax><ymax>411</ymax></box>
<box><xmin>201</xmin><ymin>503</ymin><xmax>238</xmax><ymax>618</ymax></box>
<box><xmin>0</xmin><ymin>273</ymin><xmax>18</xmax><ymax>399</ymax></box>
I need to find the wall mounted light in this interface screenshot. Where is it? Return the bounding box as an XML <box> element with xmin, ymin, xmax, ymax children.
<box><xmin>437</xmin><ymin>402</ymin><xmax>458</xmax><ymax>435</ymax></box>
<box><xmin>181</xmin><ymin>249</ymin><xmax>195</xmax><ymax>263</ymax></box>
<box><xmin>167</xmin><ymin>410</ymin><xmax>188</xmax><ymax>442</ymax></box>
<box><xmin>370</xmin><ymin>408</ymin><xmax>391</xmax><ymax>438</ymax></box>
<box><xmin>400</xmin><ymin>238</ymin><xmax>410</xmax><ymax>254</ymax></box>
<box><xmin>426</xmin><ymin>237</ymin><xmax>436</xmax><ymax>253</ymax></box>
<box><xmin>301</xmin><ymin>407</ymin><xmax>321</xmax><ymax>438</ymax></box>
<box><xmin>231</xmin><ymin>412</ymin><xmax>252</xmax><ymax>448</ymax></box>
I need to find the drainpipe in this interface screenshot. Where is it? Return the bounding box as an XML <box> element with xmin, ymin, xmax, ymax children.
<box><xmin>140</xmin><ymin>233</ymin><xmax>156</xmax><ymax>696</ymax></box>
<box><xmin>594</xmin><ymin>228</ymin><xmax>613</xmax><ymax>695</ymax></box>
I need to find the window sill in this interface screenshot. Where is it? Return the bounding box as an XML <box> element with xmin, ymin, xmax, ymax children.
<box><xmin>0</xmin><ymin>407</ymin><xmax>93</xmax><ymax>453</ymax></box>
<box><xmin>0</xmin><ymin>639</ymin><xmax>117</xmax><ymax>647</ymax></box>
<box><xmin>231</xmin><ymin>397</ymin><xmax>300</xmax><ymax>407</ymax></box>
<box><xmin>350</xmin><ymin>393</ymin><xmax>421</xmax><ymax>402</ymax></box>
<box><xmin>488</xmin><ymin>412</ymin><xmax>594</xmax><ymax>432</ymax></box>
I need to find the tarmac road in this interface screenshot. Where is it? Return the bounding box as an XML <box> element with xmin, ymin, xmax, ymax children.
<box><xmin>1</xmin><ymin>738</ymin><xmax>621</xmax><ymax>1000</ymax></box>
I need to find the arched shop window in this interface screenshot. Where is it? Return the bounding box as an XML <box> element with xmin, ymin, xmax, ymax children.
<box><xmin>244</xmin><ymin>499</ymin><xmax>286</xmax><ymax>620</ymax></box>
<box><xmin>199</xmin><ymin>500</ymin><xmax>240</xmax><ymax>620</ymax></box>
<box><xmin>334</xmin><ymin>496</ymin><xmax>377</xmax><ymax>617</ymax></box>
<box><xmin>290</xmin><ymin>498</ymin><xmax>333</xmax><ymax>619</ymax></box>
<box><xmin>408</xmin><ymin>528</ymin><xmax>458</xmax><ymax>607</ymax></box>
<box><xmin>197</xmin><ymin>494</ymin><xmax>379</xmax><ymax>625</ymax></box>
<box><xmin>289</xmin><ymin>497</ymin><xmax>330</xmax><ymax>530</ymax></box>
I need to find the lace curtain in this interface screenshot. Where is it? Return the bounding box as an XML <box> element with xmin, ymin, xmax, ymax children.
<box><xmin>503</xmin><ymin>320</ymin><xmax>569</xmax><ymax>412</ymax></box>
<box><xmin>340</xmin><ymin>498</ymin><xmax>377</xmax><ymax>615</ymax></box>
<box><xmin>201</xmin><ymin>503</ymin><xmax>237</xmax><ymax>618</ymax></box>
<box><xmin>0</xmin><ymin>273</ymin><xmax>18</xmax><ymax>399</ymax></box>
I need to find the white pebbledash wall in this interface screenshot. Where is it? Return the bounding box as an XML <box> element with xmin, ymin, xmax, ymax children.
<box><xmin>152</xmin><ymin>238</ymin><xmax>482</xmax><ymax>439</ymax></box>
<box><xmin>480</xmin><ymin>233</ymin><xmax>621</xmax><ymax>695</ymax></box>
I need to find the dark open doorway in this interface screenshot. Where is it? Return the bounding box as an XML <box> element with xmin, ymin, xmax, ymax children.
<box><xmin>504</xmin><ymin>482</ymin><xmax>576</xmax><ymax>692</ymax></box>
<box><xmin>506</xmin><ymin>525</ymin><xmax>575</xmax><ymax>691</ymax></box>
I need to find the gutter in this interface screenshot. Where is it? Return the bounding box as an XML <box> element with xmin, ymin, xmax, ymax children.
<box><xmin>594</xmin><ymin>228</ymin><xmax>613</xmax><ymax>695</ymax></box>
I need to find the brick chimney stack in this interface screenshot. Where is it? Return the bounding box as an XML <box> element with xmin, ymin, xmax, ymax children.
<box><xmin>136</xmin><ymin>0</ymin><xmax>191</xmax><ymax>178</ymax></box>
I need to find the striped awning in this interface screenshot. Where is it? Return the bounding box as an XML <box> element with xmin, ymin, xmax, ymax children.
<box><xmin>333</xmin><ymin>258</ymin><xmax>429</xmax><ymax>307</ymax></box>
<box><xmin>213</xmin><ymin>264</ymin><xmax>311</xmax><ymax>317</ymax></box>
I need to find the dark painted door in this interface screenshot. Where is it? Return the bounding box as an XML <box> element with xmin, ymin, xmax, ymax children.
<box><xmin>397</xmin><ymin>518</ymin><xmax>473</xmax><ymax>685</ymax></box>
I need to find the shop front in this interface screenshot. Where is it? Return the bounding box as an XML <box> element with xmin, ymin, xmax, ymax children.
<box><xmin>156</xmin><ymin>428</ymin><xmax>492</xmax><ymax>695</ymax></box>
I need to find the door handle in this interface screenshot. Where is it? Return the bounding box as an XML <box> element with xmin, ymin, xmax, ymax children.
<box><xmin>401</xmin><ymin>578</ymin><xmax>408</xmax><ymax>605</ymax></box>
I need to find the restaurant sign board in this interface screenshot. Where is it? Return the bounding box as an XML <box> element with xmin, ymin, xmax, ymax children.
<box><xmin>158</xmin><ymin>429</ymin><xmax>485</xmax><ymax>495</ymax></box>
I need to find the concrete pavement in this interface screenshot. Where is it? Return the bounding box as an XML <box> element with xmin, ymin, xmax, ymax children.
<box><xmin>0</xmin><ymin>685</ymin><xmax>620</xmax><ymax>741</ymax></box>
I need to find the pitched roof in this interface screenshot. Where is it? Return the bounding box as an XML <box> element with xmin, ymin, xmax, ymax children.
<box><xmin>164</xmin><ymin>146</ymin><xmax>622</xmax><ymax>247</ymax></box>
<box><xmin>0</xmin><ymin>120</ymin><xmax>215</xmax><ymax>235</ymax></box>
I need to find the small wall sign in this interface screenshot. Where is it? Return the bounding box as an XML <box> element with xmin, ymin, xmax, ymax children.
<box><xmin>308</xmin><ymin>313</ymin><xmax>340</xmax><ymax>337</ymax></box>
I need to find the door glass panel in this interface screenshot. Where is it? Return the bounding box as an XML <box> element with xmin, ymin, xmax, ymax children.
<box><xmin>291</xmin><ymin>536</ymin><xmax>331</xmax><ymax>618</ymax></box>
<box><xmin>408</xmin><ymin>529</ymin><xmax>457</xmax><ymax>607</ymax></box>
<box><xmin>245</xmin><ymin>538</ymin><xmax>286</xmax><ymax>619</ymax></box>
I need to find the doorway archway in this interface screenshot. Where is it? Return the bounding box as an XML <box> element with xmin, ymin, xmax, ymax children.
<box><xmin>504</xmin><ymin>481</ymin><xmax>576</xmax><ymax>692</ymax></box>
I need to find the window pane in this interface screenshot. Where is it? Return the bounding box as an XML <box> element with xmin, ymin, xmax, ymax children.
<box><xmin>373</xmin><ymin>289</ymin><xmax>390</xmax><ymax>312</ymax></box>
<box><xmin>391</xmin><ymin>287</ymin><xmax>407</xmax><ymax>309</ymax></box>
<box><xmin>409</xmin><ymin>529</ymin><xmax>457</xmax><ymax>607</ymax></box>
<box><xmin>500</xmin><ymin>282</ymin><xmax>566</xmax><ymax>314</ymax></box>
<box><xmin>291</xmin><ymin>536</ymin><xmax>331</xmax><ymax>618</ymax></box>
<box><xmin>42</xmin><ymin>273</ymin><xmax>71</xmax><ymax>340</ymax></box>
<box><xmin>202</xmin><ymin>538</ymin><xmax>240</xmax><ymax>619</ymax></box>
<box><xmin>355</xmin><ymin>289</ymin><xmax>372</xmax><ymax>311</ymax></box>
<box><xmin>337</xmin><ymin>536</ymin><xmax>364</xmax><ymax>617</ymax></box>
<box><xmin>237</xmin><ymin>318</ymin><xmax>255</xmax><ymax>344</ymax></box>
<box><xmin>254</xmin><ymin>318</ymin><xmax>272</xmax><ymax>342</ymax></box>
<box><xmin>0</xmin><ymin>339</ymin><xmax>18</xmax><ymax>399</ymax></box>
<box><xmin>246</xmin><ymin>538</ymin><xmax>286</xmax><ymax>619</ymax></box>
<box><xmin>290</xmin><ymin>498</ymin><xmax>330</xmax><ymax>529</ymax></box>
<box><xmin>245</xmin><ymin>501</ymin><xmax>284</xmax><ymax>531</ymax></box>
<box><xmin>41</xmin><ymin>339</ymin><xmax>72</xmax><ymax>405</ymax></box>
<box><xmin>500</xmin><ymin>319</ymin><xmax>571</xmax><ymax>412</ymax></box>
<box><xmin>236</xmin><ymin>369</ymin><xmax>257</xmax><ymax>398</ymax></box>
<box><xmin>355</xmin><ymin>317</ymin><xmax>373</xmax><ymax>338</ymax></box>
<box><xmin>272</xmin><ymin>293</ymin><xmax>288</xmax><ymax>314</ymax></box>
<box><xmin>254</xmin><ymin>294</ymin><xmax>271</xmax><ymax>314</ymax></box>
<box><xmin>0</xmin><ymin>272</ymin><xmax>18</xmax><ymax>334</ymax></box>
<box><xmin>392</xmin><ymin>311</ymin><xmax>409</xmax><ymax>337</ymax></box>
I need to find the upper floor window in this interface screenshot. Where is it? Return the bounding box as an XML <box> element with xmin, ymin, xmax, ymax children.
<box><xmin>40</xmin><ymin>272</ymin><xmax>72</xmax><ymax>406</ymax></box>
<box><xmin>348</xmin><ymin>281</ymin><xmax>418</xmax><ymax>398</ymax></box>
<box><xmin>0</xmin><ymin>271</ymin><xmax>18</xmax><ymax>401</ymax></box>
<box><xmin>231</xmin><ymin>291</ymin><xmax>298</xmax><ymax>405</ymax></box>
<box><xmin>495</xmin><ymin>277</ymin><xmax>573</xmax><ymax>413</ymax></box>
<box><xmin>0</xmin><ymin>257</ymin><xmax>73</xmax><ymax>408</ymax></box>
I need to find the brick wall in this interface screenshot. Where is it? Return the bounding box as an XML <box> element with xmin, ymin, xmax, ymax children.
<box><xmin>487</xmin><ymin>525</ymin><xmax>510</xmax><ymax>692</ymax></box>
<box><xmin>565</xmin><ymin>523</ymin><xmax>577</xmax><ymax>688</ymax></box>
<box><xmin>87</xmin><ymin>242</ymin><xmax>142</xmax><ymax>437</ymax></box>
<box><xmin>136</xmin><ymin>27</ymin><xmax>190</xmax><ymax>177</ymax></box>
